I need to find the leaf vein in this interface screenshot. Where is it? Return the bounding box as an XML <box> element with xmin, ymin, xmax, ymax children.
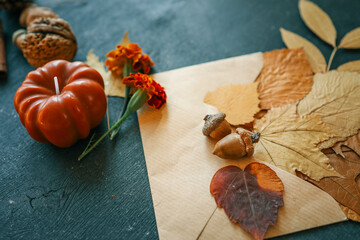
<box><xmin>328</xmin><ymin>178</ymin><xmax>360</xmax><ymax>204</ymax></box>
<box><xmin>262</xmin><ymin>138</ymin><xmax>331</xmax><ymax>172</ymax></box>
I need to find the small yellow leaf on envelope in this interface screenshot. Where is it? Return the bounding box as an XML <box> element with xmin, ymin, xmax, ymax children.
<box><xmin>204</xmin><ymin>82</ymin><xmax>260</xmax><ymax>125</ymax></box>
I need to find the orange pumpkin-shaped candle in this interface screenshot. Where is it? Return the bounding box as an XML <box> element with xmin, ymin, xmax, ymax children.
<box><xmin>14</xmin><ymin>60</ymin><xmax>107</xmax><ymax>148</ymax></box>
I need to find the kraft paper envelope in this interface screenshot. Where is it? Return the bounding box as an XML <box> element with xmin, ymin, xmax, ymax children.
<box><xmin>138</xmin><ymin>52</ymin><xmax>347</xmax><ymax>240</ymax></box>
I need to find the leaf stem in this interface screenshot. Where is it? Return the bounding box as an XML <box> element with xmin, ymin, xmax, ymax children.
<box><xmin>78</xmin><ymin>89</ymin><xmax>148</xmax><ymax>161</ymax></box>
<box><xmin>327</xmin><ymin>47</ymin><xmax>337</xmax><ymax>71</ymax></box>
<box><xmin>196</xmin><ymin>206</ymin><xmax>217</xmax><ymax>240</ymax></box>
<box><xmin>251</xmin><ymin>132</ymin><xmax>260</xmax><ymax>143</ymax></box>
<box><xmin>78</xmin><ymin>110</ymin><xmax>132</xmax><ymax>161</ymax></box>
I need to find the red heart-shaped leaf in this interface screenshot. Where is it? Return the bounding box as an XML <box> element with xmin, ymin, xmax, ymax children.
<box><xmin>210</xmin><ymin>163</ymin><xmax>284</xmax><ymax>240</ymax></box>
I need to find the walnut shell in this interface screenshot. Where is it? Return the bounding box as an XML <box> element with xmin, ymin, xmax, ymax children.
<box><xmin>20</xmin><ymin>5</ymin><xmax>58</xmax><ymax>27</ymax></box>
<box><xmin>13</xmin><ymin>17</ymin><xmax>77</xmax><ymax>68</ymax></box>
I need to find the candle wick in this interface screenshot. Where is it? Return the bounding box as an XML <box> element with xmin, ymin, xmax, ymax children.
<box><xmin>54</xmin><ymin>76</ymin><xmax>60</xmax><ymax>95</ymax></box>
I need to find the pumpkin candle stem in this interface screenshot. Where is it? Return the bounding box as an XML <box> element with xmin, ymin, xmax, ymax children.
<box><xmin>54</xmin><ymin>76</ymin><xmax>60</xmax><ymax>95</ymax></box>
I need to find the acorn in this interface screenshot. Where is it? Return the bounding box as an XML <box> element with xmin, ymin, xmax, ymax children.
<box><xmin>202</xmin><ymin>113</ymin><xmax>232</xmax><ymax>141</ymax></box>
<box><xmin>212</xmin><ymin>128</ymin><xmax>260</xmax><ymax>159</ymax></box>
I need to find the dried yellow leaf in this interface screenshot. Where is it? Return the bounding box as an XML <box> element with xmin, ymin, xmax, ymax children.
<box><xmin>253</xmin><ymin>104</ymin><xmax>340</xmax><ymax>181</ymax></box>
<box><xmin>297</xmin><ymin>71</ymin><xmax>360</xmax><ymax>149</ymax></box>
<box><xmin>204</xmin><ymin>82</ymin><xmax>260</xmax><ymax>126</ymax></box>
<box><xmin>120</xmin><ymin>31</ymin><xmax>130</xmax><ymax>47</ymax></box>
<box><xmin>299</xmin><ymin>0</ymin><xmax>336</xmax><ymax>47</ymax></box>
<box><xmin>280</xmin><ymin>28</ymin><xmax>326</xmax><ymax>73</ymax></box>
<box><xmin>256</xmin><ymin>48</ymin><xmax>313</xmax><ymax>110</ymax></box>
<box><xmin>337</xmin><ymin>60</ymin><xmax>360</xmax><ymax>73</ymax></box>
<box><xmin>86</xmin><ymin>50</ymin><xmax>126</xmax><ymax>97</ymax></box>
<box><xmin>339</xmin><ymin>27</ymin><xmax>360</xmax><ymax>49</ymax></box>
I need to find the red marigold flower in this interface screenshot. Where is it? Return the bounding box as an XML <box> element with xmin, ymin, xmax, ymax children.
<box><xmin>105</xmin><ymin>43</ymin><xmax>154</xmax><ymax>76</ymax></box>
<box><xmin>133</xmin><ymin>54</ymin><xmax>154</xmax><ymax>73</ymax></box>
<box><xmin>123</xmin><ymin>73</ymin><xmax>166</xmax><ymax>109</ymax></box>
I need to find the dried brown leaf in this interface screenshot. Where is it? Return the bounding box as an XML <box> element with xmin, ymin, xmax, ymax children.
<box><xmin>297</xmin><ymin>71</ymin><xmax>360</xmax><ymax>149</ymax></box>
<box><xmin>333</xmin><ymin>132</ymin><xmax>360</xmax><ymax>158</ymax></box>
<box><xmin>299</xmin><ymin>0</ymin><xmax>336</xmax><ymax>47</ymax></box>
<box><xmin>86</xmin><ymin>50</ymin><xmax>126</xmax><ymax>97</ymax></box>
<box><xmin>309</xmin><ymin>150</ymin><xmax>360</xmax><ymax>216</ymax></box>
<box><xmin>253</xmin><ymin>104</ymin><xmax>340</xmax><ymax>181</ymax></box>
<box><xmin>256</xmin><ymin>48</ymin><xmax>313</xmax><ymax>110</ymax></box>
<box><xmin>340</xmin><ymin>205</ymin><xmax>360</xmax><ymax>222</ymax></box>
<box><xmin>204</xmin><ymin>82</ymin><xmax>260</xmax><ymax>125</ymax></box>
<box><xmin>339</xmin><ymin>27</ymin><xmax>360</xmax><ymax>49</ymax></box>
<box><xmin>337</xmin><ymin>60</ymin><xmax>360</xmax><ymax>73</ymax></box>
<box><xmin>280</xmin><ymin>28</ymin><xmax>326</xmax><ymax>73</ymax></box>
<box><xmin>210</xmin><ymin>163</ymin><xmax>284</xmax><ymax>240</ymax></box>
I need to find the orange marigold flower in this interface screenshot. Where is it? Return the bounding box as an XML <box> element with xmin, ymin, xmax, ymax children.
<box><xmin>123</xmin><ymin>73</ymin><xmax>166</xmax><ymax>109</ymax></box>
<box><xmin>105</xmin><ymin>43</ymin><xmax>154</xmax><ymax>76</ymax></box>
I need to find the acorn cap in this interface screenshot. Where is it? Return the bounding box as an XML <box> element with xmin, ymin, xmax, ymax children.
<box><xmin>202</xmin><ymin>113</ymin><xmax>231</xmax><ymax>140</ymax></box>
<box><xmin>236</xmin><ymin>128</ymin><xmax>256</xmax><ymax>156</ymax></box>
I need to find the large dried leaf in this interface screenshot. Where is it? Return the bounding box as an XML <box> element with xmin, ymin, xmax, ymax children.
<box><xmin>337</xmin><ymin>60</ymin><xmax>360</xmax><ymax>73</ymax></box>
<box><xmin>256</xmin><ymin>48</ymin><xmax>313</xmax><ymax>110</ymax></box>
<box><xmin>333</xmin><ymin>132</ymin><xmax>360</xmax><ymax>158</ymax></box>
<box><xmin>299</xmin><ymin>0</ymin><xmax>336</xmax><ymax>47</ymax></box>
<box><xmin>309</xmin><ymin>150</ymin><xmax>360</xmax><ymax>216</ymax></box>
<box><xmin>339</xmin><ymin>27</ymin><xmax>360</xmax><ymax>49</ymax></box>
<box><xmin>253</xmin><ymin>104</ymin><xmax>340</xmax><ymax>181</ymax></box>
<box><xmin>204</xmin><ymin>82</ymin><xmax>260</xmax><ymax>125</ymax></box>
<box><xmin>86</xmin><ymin>50</ymin><xmax>126</xmax><ymax>97</ymax></box>
<box><xmin>297</xmin><ymin>71</ymin><xmax>360</xmax><ymax>149</ymax></box>
<box><xmin>280</xmin><ymin>28</ymin><xmax>326</xmax><ymax>73</ymax></box>
<box><xmin>210</xmin><ymin>163</ymin><xmax>284</xmax><ymax>240</ymax></box>
<box><xmin>85</xmin><ymin>32</ymin><xmax>132</xmax><ymax>97</ymax></box>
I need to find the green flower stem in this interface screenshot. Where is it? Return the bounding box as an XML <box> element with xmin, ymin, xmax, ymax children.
<box><xmin>110</xmin><ymin>61</ymin><xmax>133</xmax><ymax>139</ymax></box>
<box><xmin>78</xmin><ymin>89</ymin><xmax>148</xmax><ymax>161</ymax></box>
<box><xmin>111</xmin><ymin>86</ymin><xmax>131</xmax><ymax>139</ymax></box>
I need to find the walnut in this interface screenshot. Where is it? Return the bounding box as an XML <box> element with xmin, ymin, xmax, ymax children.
<box><xmin>19</xmin><ymin>5</ymin><xmax>58</xmax><ymax>27</ymax></box>
<box><xmin>13</xmin><ymin>17</ymin><xmax>77</xmax><ymax>68</ymax></box>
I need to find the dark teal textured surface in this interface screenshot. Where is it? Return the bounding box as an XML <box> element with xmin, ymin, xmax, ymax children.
<box><xmin>1</xmin><ymin>0</ymin><xmax>360</xmax><ymax>239</ymax></box>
